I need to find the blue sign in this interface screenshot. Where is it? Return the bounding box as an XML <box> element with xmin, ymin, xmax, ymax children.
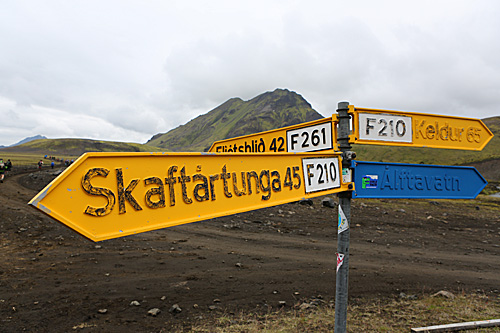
<box><xmin>352</xmin><ymin>161</ymin><xmax>487</xmax><ymax>199</ymax></box>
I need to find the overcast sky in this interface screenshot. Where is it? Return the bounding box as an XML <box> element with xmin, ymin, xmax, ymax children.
<box><xmin>1</xmin><ymin>0</ymin><xmax>499</xmax><ymax>147</ymax></box>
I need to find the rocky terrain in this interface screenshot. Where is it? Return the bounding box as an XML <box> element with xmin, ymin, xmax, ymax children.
<box><xmin>0</xmin><ymin>166</ymin><xmax>499</xmax><ymax>332</ymax></box>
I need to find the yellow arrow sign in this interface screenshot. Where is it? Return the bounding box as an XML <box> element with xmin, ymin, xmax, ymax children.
<box><xmin>29</xmin><ymin>152</ymin><xmax>352</xmax><ymax>242</ymax></box>
<box><xmin>209</xmin><ymin>116</ymin><xmax>338</xmax><ymax>153</ymax></box>
<box><xmin>350</xmin><ymin>106</ymin><xmax>494</xmax><ymax>150</ymax></box>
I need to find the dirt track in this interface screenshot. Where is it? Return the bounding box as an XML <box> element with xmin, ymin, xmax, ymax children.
<box><xmin>1</xmin><ymin>167</ymin><xmax>499</xmax><ymax>332</ymax></box>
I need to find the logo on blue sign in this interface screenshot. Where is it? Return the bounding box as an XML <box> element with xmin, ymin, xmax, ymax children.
<box><xmin>361</xmin><ymin>175</ymin><xmax>378</xmax><ymax>189</ymax></box>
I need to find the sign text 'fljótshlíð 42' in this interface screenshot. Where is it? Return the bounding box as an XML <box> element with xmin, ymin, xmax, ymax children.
<box><xmin>29</xmin><ymin>152</ymin><xmax>351</xmax><ymax>242</ymax></box>
<box><xmin>209</xmin><ymin>116</ymin><xmax>337</xmax><ymax>153</ymax></box>
<box><xmin>350</xmin><ymin>106</ymin><xmax>493</xmax><ymax>150</ymax></box>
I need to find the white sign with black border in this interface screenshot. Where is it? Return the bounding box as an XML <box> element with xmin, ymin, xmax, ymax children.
<box><xmin>287</xmin><ymin>122</ymin><xmax>333</xmax><ymax>152</ymax></box>
<box><xmin>302</xmin><ymin>157</ymin><xmax>341</xmax><ymax>193</ymax></box>
<box><xmin>358</xmin><ymin>113</ymin><xmax>412</xmax><ymax>143</ymax></box>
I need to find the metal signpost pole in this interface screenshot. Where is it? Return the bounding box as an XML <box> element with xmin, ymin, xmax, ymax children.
<box><xmin>335</xmin><ymin>101</ymin><xmax>354</xmax><ymax>333</ymax></box>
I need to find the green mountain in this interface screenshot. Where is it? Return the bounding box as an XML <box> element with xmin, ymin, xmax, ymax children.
<box><xmin>2</xmin><ymin>88</ymin><xmax>498</xmax><ymax>181</ymax></box>
<box><xmin>147</xmin><ymin>88</ymin><xmax>323</xmax><ymax>151</ymax></box>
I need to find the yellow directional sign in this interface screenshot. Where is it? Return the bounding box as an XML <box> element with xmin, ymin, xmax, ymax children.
<box><xmin>29</xmin><ymin>152</ymin><xmax>352</xmax><ymax>242</ymax></box>
<box><xmin>350</xmin><ymin>106</ymin><xmax>494</xmax><ymax>150</ymax></box>
<box><xmin>209</xmin><ymin>116</ymin><xmax>338</xmax><ymax>153</ymax></box>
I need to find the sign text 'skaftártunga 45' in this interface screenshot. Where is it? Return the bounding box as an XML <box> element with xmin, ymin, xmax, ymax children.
<box><xmin>29</xmin><ymin>152</ymin><xmax>351</xmax><ymax>242</ymax></box>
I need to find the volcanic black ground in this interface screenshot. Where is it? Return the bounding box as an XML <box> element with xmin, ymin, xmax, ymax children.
<box><xmin>1</xmin><ymin>167</ymin><xmax>499</xmax><ymax>332</ymax></box>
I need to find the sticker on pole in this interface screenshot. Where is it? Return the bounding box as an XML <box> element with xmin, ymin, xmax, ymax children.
<box><xmin>342</xmin><ymin>168</ymin><xmax>352</xmax><ymax>183</ymax></box>
<box><xmin>302</xmin><ymin>157</ymin><xmax>341</xmax><ymax>193</ymax></box>
<box><xmin>336</xmin><ymin>253</ymin><xmax>345</xmax><ymax>272</ymax></box>
<box><xmin>338</xmin><ymin>205</ymin><xmax>349</xmax><ymax>234</ymax></box>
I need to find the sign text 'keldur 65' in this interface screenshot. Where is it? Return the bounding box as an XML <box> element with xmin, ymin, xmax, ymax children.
<box><xmin>350</xmin><ymin>106</ymin><xmax>493</xmax><ymax>150</ymax></box>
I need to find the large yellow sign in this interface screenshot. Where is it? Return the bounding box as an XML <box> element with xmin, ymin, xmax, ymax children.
<box><xmin>29</xmin><ymin>152</ymin><xmax>352</xmax><ymax>242</ymax></box>
<box><xmin>209</xmin><ymin>116</ymin><xmax>338</xmax><ymax>153</ymax></box>
<box><xmin>350</xmin><ymin>106</ymin><xmax>493</xmax><ymax>150</ymax></box>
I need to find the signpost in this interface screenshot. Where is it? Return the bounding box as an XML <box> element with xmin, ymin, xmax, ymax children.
<box><xmin>29</xmin><ymin>151</ymin><xmax>351</xmax><ymax>242</ymax></box>
<box><xmin>334</xmin><ymin>102</ymin><xmax>354</xmax><ymax>333</ymax></box>
<box><xmin>335</xmin><ymin>103</ymin><xmax>492</xmax><ymax>333</ymax></box>
<box><xmin>28</xmin><ymin>100</ymin><xmax>494</xmax><ymax>333</ymax></box>
<box><xmin>350</xmin><ymin>106</ymin><xmax>494</xmax><ymax>150</ymax></box>
<box><xmin>351</xmin><ymin>161</ymin><xmax>487</xmax><ymax>199</ymax></box>
<box><xmin>209</xmin><ymin>116</ymin><xmax>338</xmax><ymax>153</ymax></box>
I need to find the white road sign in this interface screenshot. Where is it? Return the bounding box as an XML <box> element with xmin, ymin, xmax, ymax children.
<box><xmin>287</xmin><ymin>122</ymin><xmax>333</xmax><ymax>152</ymax></box>
<box><xmin>302</xmin><ymin>157</ymin><xmax>341</xmax><ymax>193</ymax></box>
<box><xmin>358</xmin><ymin>112</ymin><xmax>412</xmax><ymax>143</ymax></box>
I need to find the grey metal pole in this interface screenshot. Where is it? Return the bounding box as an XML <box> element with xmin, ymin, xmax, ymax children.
<box><xmin>335</xmin><ymin>101</ymin><xmax>355</xmax><ymax>333</ymax></box>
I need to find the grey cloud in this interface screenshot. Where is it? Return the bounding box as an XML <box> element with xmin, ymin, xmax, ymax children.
<box><xmin>1</xmin><ymin>0</ymin><xmax>499</xmax><ymax>147</ymax></box>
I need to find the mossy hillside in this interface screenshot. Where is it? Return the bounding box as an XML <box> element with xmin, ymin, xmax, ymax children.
<box><xmin>2</xmin><ymin>91</ymin><xmax>498</xmax><ymax>175</ymax></box>
<box><xmin>0</xmin><ymin>138</ymin><xmax>163</xmax><ymax>158</ymax></box>
<box><xmin>147</xmin><ymin>89</ymin><xmax>323</xmax><ymax>152</ymax></box>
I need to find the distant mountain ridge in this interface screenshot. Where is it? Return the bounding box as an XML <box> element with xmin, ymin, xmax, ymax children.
<box><xmin>147</xmin><ymin>88</ymin><xmax>323</xmax><ymax>151</ymax></box>
<box><xmin>0</xmin><ymin>135</ymin><xmax>47</xmax><ymax>148</ymax></box>
<box><xmin>2</xmin><ymin>90</ymin><xmax>499</xmax><ymax>181</ymax></box>
<box><xmin>0</xmin><ymin>138</ymin><xmax>161</xmax><ymax>156</ymax></box>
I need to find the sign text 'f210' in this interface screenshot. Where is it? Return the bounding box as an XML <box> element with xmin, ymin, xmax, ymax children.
<box><xmin>29</xmin><ymin>152</ymin><xmax>351</xmax><ymax>242</ymax></box>
<box><xmin>350</xmin><ymin>106</ymin><xmax>493</xmax><ymax>150</ymax></box>
<box><xmin>351</xmin><ymin>160</ymin><xmax>487</xmax><ymax>199</ymax></box>
<box><xmin>209</xmin><ymin>117</ymin><xmax>337</xmax><ymax>153</ymax></box>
